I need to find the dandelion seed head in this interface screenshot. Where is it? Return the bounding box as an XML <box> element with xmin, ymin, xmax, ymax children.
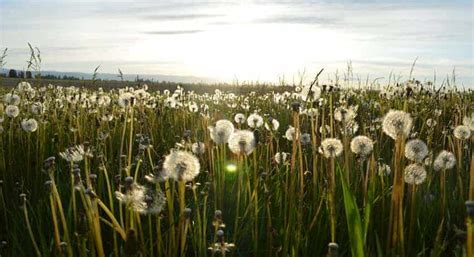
<box><xmin>453</xmin><ymin>125</ymin><xmax>471</xmax><ymax>140</ymax></box>
<box><xmin>234</xmin><ymin>113</ymin><xmax>246</xmax><ymax>124</ymax></box>
<box><xmin>228</xmin><ymin>130</ymin><xmax>256</xmax><ymax>155</ymax></box>
<box><xmin>192</xmin><ymin>142</ymin><xmax>206</xmax><ymax>155</ymax></box>
<box><xmin>284</xmin><ymin>126</ymin><xmax>296</xmax><ymax>141</ymax></box>
<box><xmin>163</xmin><ymin>150</ymin><xmax>200</xmax><ymax>182</ymax></box>
<box><xmin>274</xmin><ymin>152</ymin><xmax>289</xmax><ymax>164</ymax></box>
<box><xmin>300</xmin><ymin>85</ymin><xmax>321</xmax><ymax>101</ymax></box>
<box><xmin>247</xmin><ymin>113</ymin><xmax>263</xmax><ymax>128</ymax></box>
<box><xmin>404</xmin><ymin>164</ymin><xmax>427</xmax><ymax>185</ymax></box>
<box><xmin>209</xmin><ymin>119</ymin><xmax>234</xmax><ymax>144</ymax></box>
<box><xmin>350</xmin><ymin>136</ymin><xmax>374</xmax><ymax>156</ymax></box>
<box><xmin>382</xmin><ymin>110</ymin><xmax>413</xmax><ymax>140</ymax></box>
<box><xmin>59</xmin><ymin>145</ymin><xmax>85</xmax><ymax>163</ymax></box>
<box><xmin>21</xmin><ymin>118</ymin><xmax>38</xmax><ymax>132</ymax></box>
<box><xmin>433</xmin><ymin>150</ymin><xmax>456</xmax><ymax>171</ymax></box>
<box><xmin>264</xmin><ymin>118</ymin><xmax>280</xmax><ymax>131</ymax></box>
<box><xmin>320</xmin><ymin>138</ymin><xmax>343</xmax><ymax>158</ymax></box>
<box><xmin>462</xmin><ymin>114</ymin><xmax>474</xmax><ymax>131</ymax></box>
<box><xmin>5</xmin><ymin>105</ymin><xmax>20</xmax><ymax>118</ymax></box>
<box><xmin>118</xmin><ymin>92</ymin><xmax>135</xmax><ymax>108</ymax></box>
<box><xmin>404</xmin><ymin>139</ymin><xmax>428</xmax><ymax>162</ymax></box>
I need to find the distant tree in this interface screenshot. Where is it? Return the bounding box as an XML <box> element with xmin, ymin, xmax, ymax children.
<box><xmin>18</xmin><ymin>71</ymin><xmax>25</xmax><ymax>78</ymax></box>
<box><xmin>26</xmin><ymin>71</ymin><xmax>32</xmax><ymax>79</ymax></box>
<box><xmin>8</xmin><ymin>69</ymin><xmax>17</xmax><ymax>78</ymax></box>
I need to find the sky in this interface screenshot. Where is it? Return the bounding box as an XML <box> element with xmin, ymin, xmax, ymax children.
<box><xmin>0</xmin><ymin>0</ymin><xmax>473</xmax><ymax>85</ymax></box>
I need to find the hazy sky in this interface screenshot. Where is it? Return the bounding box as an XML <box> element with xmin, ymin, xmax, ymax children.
<box><xmin>0</xmin><ymin>0</ymin><xmax>473</xmax><ymax>85</ymax></box>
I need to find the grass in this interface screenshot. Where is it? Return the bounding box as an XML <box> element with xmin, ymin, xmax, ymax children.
<box><xmin>0</xmin><ymin>76</ymin><xmax>473</xmax><ymax>257</ymax></box>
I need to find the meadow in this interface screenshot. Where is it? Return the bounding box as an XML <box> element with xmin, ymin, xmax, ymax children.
<box><xmin>0</xmin><ymin>76</ymin><xmax>473</xmax><ymax>257</ymax></box>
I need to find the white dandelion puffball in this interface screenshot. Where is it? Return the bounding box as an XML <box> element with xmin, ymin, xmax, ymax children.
<box><xmin>334</xmin><ymin>106</ymin><xmax>358</xmax><ymax>123</ymax></box>
<box><xmin>404</xmin><ymin>139</ymin><xmax>428</xmax><ymax>162</ymax></box>
<box><xmin>192</xmin><ymin>142</ymin><xmax>206</xmax><ymax>155</ymax></box>
<box><xmin>300</xmin><ymin>133</ymin><xmax>311</xmax><ymax>145</ymax></box>
<box><xmin>462</xmin><ymin>114</ymin><xmax>474</xmax><ymax>130</ymax></box>
<box><xmin>228</xmin><ymin>130</ymin><xmax>256</xmax><ymax>155</ymax></box>
<box><xmin>404</xmin><ymin>163</ymin><xmax>427</xmax><ymax>185</ymax></box>
<box><xmin>300</xmin><ymin>85</ymin><xmax>321</xmax><ymax>101</ymax></box>
<box><xmin>274</xmin><ymin>152</ymin><xmax>289</xmax><ymax>164</ymax></box>
<box><xmin>320</xmin><ymin>138</ymin><xmax>343</xmax><ymax>158</ymax></box>
<box><xmin>305</xmin><ymin>108</ymin><xmax>319</xmax><ymax>118</ymax></box>
<box><xmin>350</xmin><ymin>136</ymin><xmax>374</xmax><ymax>156</ymax></box>
<box><xmin>209</xmin><ymin>119</ymin><xmax>234</xmax><ymax>144</ymax></box>
<box><xmin>115</xmin><ymin>184</ymin><xmax>166</xmax><ymax>215</ymax></box>
<box><xmin>21</xmin><ymin>118</ymin><xmax>38</xmax><ymax>132</ymax></box>
<box><xmin>426</xmin><ymin>118</ymin><xmax>437</xmax><ymax>128</ymax></box>
<box><xmin>247</xmin><ymin>113</ymin><xmax>264</xmax><ymax>128</ymax></box>
<box><xmin>118</xmin><ymin>92</ymin><xmax>135</xmax><ymax>108</ymax></box>
<box><xmin>188</xmin><ymin>102</ymin><xmax>199</xmax><ymax>113</ymax></box>
<box><xmin>4</xmin><ymin>93</ymin><xmax>21</xmax><ymax>105</ymax></box>
<box><xmin>5</xmin><ymin>105</ymin><xmax>20</xmax><ymax>118</ymax></box>
<box><xmin>377</xmin><ymin>163</ymin><xmax>391</xmax><ymax>176</ymax></box>
<box><xmin>284</xmin><ymin>126</ymin><xmax>296</xmax><ymax>141</ymax></box>
<box><xmin>433</xmin><ymin>150</ymin><xmax>456</xmax><ymax>171</ymax></box>
<box><xmin>382</xmin><ymin>110</ymin><xmax>413</xmax><ymax>140</ymax></box>
<box><xmin>265</xmin><ymin>119</ymin><xmax>280</xmax><ymax>131</ymax></box>
<box><xmin>163</xmin><ymin>150</ymin><xmax>200</xmax><ymax>182</ymax></box>
<box><xmin>453</xmin><ymin>125</ymin><xmax>471</xmax><ymax>140</ymax></box>
<box><xmin>234</xmin><ymin>113</ymin><xmax>246</xmax><ymax>124</ymax></box>
<box><xmin>59</xmin><ymin>145</ymin><xmax>85</xmax><ymax>163</ymax></box>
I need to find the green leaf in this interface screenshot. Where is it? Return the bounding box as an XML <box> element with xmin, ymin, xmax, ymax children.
<box><xmin>339</xmin><ymin>168</ymin><xmax>366</xmax><ymax>257</ymax></box>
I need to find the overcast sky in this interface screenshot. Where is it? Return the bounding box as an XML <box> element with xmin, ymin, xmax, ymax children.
<box><xmin>0</xmin><ymin>0</ymin><xmax>473</xmax><ymax>85</ymax></box>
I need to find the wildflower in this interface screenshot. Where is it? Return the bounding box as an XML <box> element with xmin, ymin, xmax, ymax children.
<box><xmin>4</xmin><ymin>93</ymin><xmax>21</xmax><ymax>105</ymax></box>
<box><xmin>300</xmin><ymin>85</ymin><xmax>321</xmax><ymax>101</ymax></box>
<box><xmin>350</xmin><ymin>136</ymin><xmax>374</xmax><ymax>157</ymax></box>
<box><xmin>264</xmin><ymin>118</ymin><xmax>280</xmax><ymax>131</ymax></box>
<box><xmin>228</xmin><ymin>130</ymin><xmax>256</xmax><ymax>155</ymax></box>
<box><xmin>382</xmin><ymin>110</ymin><xmax>413</xmax><ymax>140</ymax></box>
<box><xmin>209</xmin><ymin>119</ymin><xmax>234</xmax><ymax>144</ymax></box>
<box><xmin>21</xmin><ymin>118</ymin><xmax>38</xmax><ymax>132</ymax></box>
<box><xmin>433</xmin><ymin>150</ymin><xmax>456</xmax><ymax>171</ymax></box>
<box><xmin>163</xmin><ymin>150</ymin><xmax>200</xmax><ymax>182</ymax></box>
<box><xmin>320</xmin><ymin>138</ymin><xmax>343</xmax><ymax>158</ymax></box>
<box><xmin>192</xmin><ymin>142</ymin><xmax>206</xmax><ymax>155</ymax></box>
<box><xmin>188</xmin><ymin>102</ymin><xmax>199</xmax><ymax>112</ymax></box>
<box><xmin>334</xmin><ymin>105</ymin><xmax>358</xmax><ymax>123</ymax></box>
<box><xmin>404</xmin><ymin>139</ymin><xmax>428</xmax><ymax>162</ymax></box>
<box><xmin>300</xmin><ymin>133</ymin><xmax>311</xmax><ymax>145</ymax></box>
<box><xmin>59</xmin><ymin>145</ymin><xmax>85</xmax><ymax>162</ymax></box>
<box><xmin>118</xmin><ymin>92</ymin><xmax>135</xmax><ymax>108</ymax></box>
<box><xmin>247</xmin><ymin>113</ymin><xmax>263</xmax><ymax>128</ymax></box>
<box><xmin>284</xmin><ymin>126</ymin><xmax>296</xmax><ymax>141</ymax></box>
<box><xmin>404</xmin><ymin>164</ymin><xmax>427</xmax><ymax>185</ymax></box>
<box><xmin>234</xmin><ymin>113</ymin><xmax>246</xmax><ymax>124</ymax></box>
<box><xmin>453</xmin><ymin>125</ymin><xmax>471</xmax><ymax>140</ymax></box>
<box><xmin>377</xmin><ymin>162</ymin><xmax>391</xmax><ymax>176</ymax></box>
<box><xmin>5</xmin><ymin>105</ymin><xmax>20</xmax><ymax>118</ymax></box>
<box><xmin>116</xmin><ymin>183</ymin><xmax>166</xmax><ymax>215</ymax></box>
<box><xmin>31</xmin><ymin>102</ymin><xmax>44</xmax><ymax>115</ymax></box>
<box><xmin>274</xmin><ymin>152</ymin><xmax>289</xmax><ymax>164</ymax></box>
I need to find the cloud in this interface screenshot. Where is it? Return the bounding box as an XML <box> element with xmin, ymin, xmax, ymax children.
<box><xmin>143</xmin><ymin>30</ymin><xmax>204</xmax><ymax>35</ymax></box>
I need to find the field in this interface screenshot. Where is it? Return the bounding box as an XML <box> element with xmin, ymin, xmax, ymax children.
<box><xmin>0</xmin><ymin>78</ymin><xmax>473</xmax><ymax>257</ymax></box>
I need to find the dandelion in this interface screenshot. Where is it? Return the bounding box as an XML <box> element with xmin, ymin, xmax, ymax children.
<box><xmin>163</xmin><ymin>150</ymin><xmax>200</xmax><ymax>182</ymax></box>
<box><xmin>300</xmin><ymin>85</ymin><xmax>321</xmax><ymax>101</ymax></box>
<box><xmin>5</xmin><ymin>105</ymin><xmax>20</xmax><ymax>118</ymax></box>
<box><xmin>320</xmin><ymin>138</ymin><xmax>343</xmax><ymax>158</ymax></box>
<box><xmin>377</xmin><ymin>162</ymin><xmax>391</xmax><ymax>176</ymax></box>
<box><xmin>31</xmin><ymin>102</ymin><xmax>44</xmax><ymax>115</ymax></box>
<box><xmin>247</xmin><ymin>113</ymin><xmax>263</xmax><ymax>128</ymax></box>
<box><xmin>274</xmin><ymin>152</ymin><xmax>289</xmax><ymax>164</ymax></box>
<box><xmin>188</xmin><ymin>102</ymin><xmax>199</xmax><ymax>112</ymax></box>
<box><xmin>264</xmin><ymin>118</ymin><xmax>280</xmax><ymax>131</ymax></box>
<box><xmin>209</xmin><ymin>119</ymin><xmax>234</xmax><ymax>144</ymax></box>
<box><xmin>300</xmin><ymin>133</ymin><xmax>311</xmax><ymax>146</ymax></box>
<box><xmin>305</xmin><ymin>108</ymin><xmax>319</xmax><ymax>118</ymax></box>
<box><xmin>404</xmin><ymin>164</ymin><xmax>427</xmax><ymax>185</ymax></box>
<box><xmin>191</xmin><ymin>142</ymin><xmax>206</xmax><ymax>155</ymax></box>
<box><xmin>115</xmin><ymin>184</ymin><xmax>166</xmax><ymax>215</ymax></box>
<box><xmin>59</xmin><ymin>145</ymin><xmax>85</xmax><ymax>163</ymax></box>
<box><xmin>382</xmin><ymin>110</ymin><xmax>413</xmax><ymax>140</ymax></box>
<box><xmin>426</xmin><ymin>118</ymin><xmax>437</xmax><ymax>128</ymax></box>
<box><xmin>234</xmin><ymin>113</ymin><xmax>246</xmax><ymax>124</ymax></box>
<box><xmin>228</xmin><ymin>130</ymin><xmax>256</xmax><ymax>155</ymax></box>
<box><xmin>21</xmin><ymin>118</ymin><xmax>38</xmax><ymax>132</ymax></box>
<box><xmin>4</xmin><ymin>93</ymin><xmax>21</xmax><ymax>105</ymax></box>
<box><xmin>453</xmin><ymin>125</ymin><xmax>471</xmax><ymax>140</ymax></box>
<box><xmin>118</xmin><ymin>92</ymin><xmax>135</xmax><ymax>108</ymax></box>
<box><xmin>433</xmin><ymin>150</ymin><xmax>456</xmax><ymax>171</ymax></box>
<box><xmin>350</xmin><ymin>135</ymin><xmax>374</xmax><ymax>157</ymax></box>
<box><xmin>334</xmin><ymin>105</ymin><xmax>357</xmax><ymax>123</ymax></box>
<box><xmin>284</xmin><ymin>126</ymin><xmax>296</xmax><ymax>141</ymax></box>
<box><xmin>404</xmin><ymin>139</ymin><xmax>428</xmax><ymax>162</ymax></box>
